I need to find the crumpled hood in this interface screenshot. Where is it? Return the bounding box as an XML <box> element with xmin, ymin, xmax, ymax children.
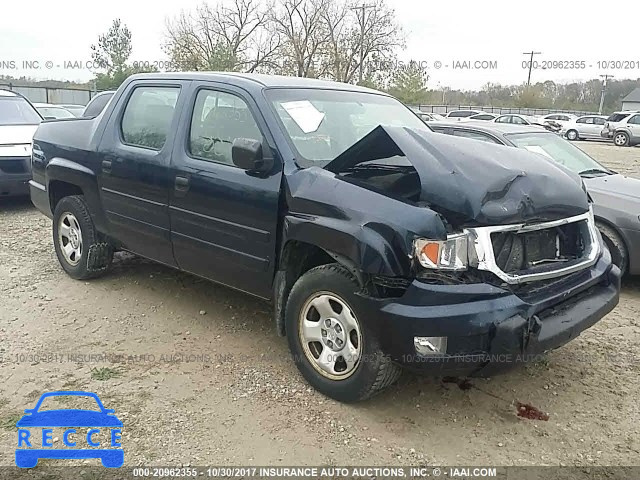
<box><xmin>325</xmin><ymin>126</ymin><xmax>589</xmax><ymax>226</ymax></box>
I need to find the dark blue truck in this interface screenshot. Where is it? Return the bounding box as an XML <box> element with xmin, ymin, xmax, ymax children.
<box><xmin>29</xmin><ymin>73</ymin><xmax>620</xmax><ymax>402</ymax></box>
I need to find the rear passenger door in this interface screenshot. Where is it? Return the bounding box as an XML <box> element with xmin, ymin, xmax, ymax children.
<box><xmin>168</xmin><ymin>83</ymin><xmax>282</xmax><ymax>299</ymax></box>
<box><xmin>97</xmin><ymin>81</ymin><xmax>188</xmax><ymax>266</ymax></box>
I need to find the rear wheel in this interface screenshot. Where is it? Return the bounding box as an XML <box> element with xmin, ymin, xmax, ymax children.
<box><xmin>613</xmin><ymin>131</ymin><xmax>630</xmax><ymax>147</ymax></box>
<box><xmin>566</xmin><ymin>129</ymin><xmax>579</xmax><ymax>141</ymax></box>
<box><xmin>285</xmin><ymin>264</ymin><xmax>402</xmax><ymax>402</ymax></box>
<box><xmin>597</xmin><ymin>222</ymin><xmax>628</xmax><ymax>275</ymax></box>
<box><xmin>53</xmin><ymin>195</ymin><xmax>114</xmax><ymax>280</ymax></box>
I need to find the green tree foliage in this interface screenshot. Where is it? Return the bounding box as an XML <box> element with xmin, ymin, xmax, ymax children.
<box><xmin>387</xmin><ymin>60</ymin><xmax>429</xmax><ymax>105</ymax></box>
<box><xmin>90</xmin><ymin>19</ymin><xmax>156</xmax><ymax>91</ymax></box>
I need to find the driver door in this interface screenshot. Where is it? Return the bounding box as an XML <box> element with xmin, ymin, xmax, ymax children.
<box><xmin>168</xmin><ymin>83</ymin><xmax>282</xmax><ymax>298</ymax></box>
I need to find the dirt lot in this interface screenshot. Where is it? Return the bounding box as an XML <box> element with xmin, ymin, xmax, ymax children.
<box><xmin>0</xmin><ymin>141</ymin><xmax>639</xmax><ymax>469</ymax></box>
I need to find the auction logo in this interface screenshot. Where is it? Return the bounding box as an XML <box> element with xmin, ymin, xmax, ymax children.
<box><xmin>15</xmin><ymin>391</ymin><xmax>123</xmax><ymax>468</ymax></box>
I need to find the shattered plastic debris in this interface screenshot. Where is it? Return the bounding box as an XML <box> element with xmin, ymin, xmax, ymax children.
<box><xmin>516</xmin><ymin>401</ymin><xmax>550</xmax><ymax>421</ymax></box>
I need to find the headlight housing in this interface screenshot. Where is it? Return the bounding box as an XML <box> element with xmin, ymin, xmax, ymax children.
<box><xmin>414</xmin><ymin>233</ymin><xmax>468</xmax><ymax>271</ymax></box>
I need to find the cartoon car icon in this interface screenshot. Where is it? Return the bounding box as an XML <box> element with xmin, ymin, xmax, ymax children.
<box><xmin>15</xmin><ymin>391</ymin><xmax>123</xmax><ymax>468</ymax></box>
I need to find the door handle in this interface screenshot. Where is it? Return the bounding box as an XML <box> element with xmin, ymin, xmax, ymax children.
<box><xmin>175</xmin><ymin>176</ymin><xmax>190</xmax><ymax>192</ymax></box>
<box><xmin>102</xmin><ymin>160</ymin><xmax>112</xmax><ymax>174</ymax></box>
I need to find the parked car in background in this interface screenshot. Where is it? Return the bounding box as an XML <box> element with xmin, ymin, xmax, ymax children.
<box><xmin>466</xmin><ymin>112</ymin><xmax>498</xmax><ymax>121</ymax></box>
<box><xmin>431</xmin><ymin>121</ymin><xmax>640</xmax><ymax>275</ymax></box>
<box><xmin>603</xmin><ymin>112</ymin><xmax>640</xmax><ymax>147</ymax></box>
<box><xmin>28</xmin><ymin>72</ymin><xmax>620</xmax><ymax>402</ymax></box>
<box><xmin>494</xmin><ymin>114</ymin><xmax>561</xmax><ymax>133</ymax></box>
<box><xmin>414</xmin><ymin>111</ymin><xmax>446</xmax><ymax>122</ymax></box>
<box><xmin>0</xmin><ymin>89</ymin><xmax>42</xmax><ymax>197</ymax></box>
<box><xmin>601</xmin><ymin>111</ymin><xmax>640</xmax><ymax>144</ymax></box>
<box><xmin>82</xmin><ymin>91</ymin><xmax>115</xmax><ymax>117</ymax></box>
<box><xmin>59</xmin><ymin>104</ymin><xmax>86</xmax><ymax>117</ymax></box>
<box><xmin>33</xmin><ymin>103</ymin><xmax>76</xmax><ymax>120</ymax></box>
<box><xmin>563</xmin><ymin>115</ymin><xmax>608</xmax><ymax>141</ymax></box>
<box><xmin>445</xmin><ymin>109</ymin><xmax>482</xmax><ymax>120</ymax></box>
<box><xmin>542</xmin><ymin>113</ymin><xmax>577</xmax><ymax>128</ymax></box>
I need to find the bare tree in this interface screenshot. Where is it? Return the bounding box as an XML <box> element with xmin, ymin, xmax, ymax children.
<box><xmin>165</xmin><ymin>0</ymin><xmax>280</xmax><ymax>72</ymax></box>
<box><xmin>271</xmin><ymin>0</ymin><xmax>333</xmax><ymax>77</ymax></box>
<box><xmin>323</xmin><ymin>0</ymin><xmax>404</xmax><ymax>84</ymax></box>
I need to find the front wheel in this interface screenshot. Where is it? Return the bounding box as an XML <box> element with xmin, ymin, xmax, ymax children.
<box><xmin>53</xmin><ymin>195</ymin><xmax>114</xmax><ymax>280</ymax></box>
<box><xmin>613</xmin><ymin>131</ymin><xmax>630</xmax><ymax>147</ymax></box>
<box><xmin>285</xmin><ymin>264</ymin><xmax>402</xmax><ymax>402</ymax></box>
<box><xmin>566</xmin><ymin>129</ymin><xmax>579</xmax><ymax>141</ymax></box>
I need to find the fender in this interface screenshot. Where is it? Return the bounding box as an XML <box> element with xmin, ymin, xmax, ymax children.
<box><xmin>46</xmin><ymin>158</ymin><xmax>109</xmax><ymax>233</ymax></box>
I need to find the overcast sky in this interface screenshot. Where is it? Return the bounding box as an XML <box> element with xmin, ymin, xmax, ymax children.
<box><xmin>1</xmin><ymin>0</ymin><xmax>639</xmax><ymax>90</ymax></box>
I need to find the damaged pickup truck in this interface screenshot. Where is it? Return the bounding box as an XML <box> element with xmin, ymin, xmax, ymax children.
<box><xmin>29</xmin><ymin>73</ymin><xmax>621</xmax><ymax>402</ymax></box>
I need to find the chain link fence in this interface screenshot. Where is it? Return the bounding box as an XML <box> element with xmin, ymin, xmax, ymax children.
<box><xmin>413</xmin><ymin>105</ymin><xmax>598</xmax><ymax>116</ymax></box>
<box><xmin>0</xmin><ymin>82</ymin><xmax>95</xmax><ymax>105</ymax></box>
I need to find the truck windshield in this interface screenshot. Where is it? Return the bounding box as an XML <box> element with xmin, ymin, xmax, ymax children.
<box><xmin>507</xmin><ymin>132</ymin><xmax>611</xmax><ymax>176</ymax></box>
<box><xmin>267</xmin><ymin>88</ymin><xmax>428</xmax><ymax>167</ymax></box>
<box><xmin>0</xmin><ymin>96</ymin><xmax>42</xmax><ymax>125</ymax></box>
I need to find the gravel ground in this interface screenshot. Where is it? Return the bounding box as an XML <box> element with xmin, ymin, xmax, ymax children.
<box><xmin>0</xmin><ymin>141</ymin><xmax>638</xmax><ymax>469</ymax></box>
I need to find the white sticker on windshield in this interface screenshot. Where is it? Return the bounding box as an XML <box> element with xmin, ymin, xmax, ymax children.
<box><xmin>281</xmin><ymin>101</ymin><xmax>325</xmax><ymax>134</ymax></box>
<box><xmin>523</xmin><ymin>145</ymin><xmax>554</xmax><ymax>159</ymax></box>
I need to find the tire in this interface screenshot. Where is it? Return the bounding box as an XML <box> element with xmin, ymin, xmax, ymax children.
<box><xmin>566</xmin><ymin>129</ymin><xmax>579</xmax><ymax>141</ymax></box>
<box><xmin>613</xmin><ymin>131</ymin><xmax>630</xmax><ymax>147</ymax></box>
<box><xmin>53</xmin><ymin>195</ymin><xmax>114</xmax><ymax>280</ymax></box>
<box><xmin>597</xmin><ymin>222</ymin><xmax>628</xmax><ymax>275</ymax></box>
<box><xmin>285</xmin><ymin>264</ymin><xmax>402</xmax><ymax>403</ymax></box>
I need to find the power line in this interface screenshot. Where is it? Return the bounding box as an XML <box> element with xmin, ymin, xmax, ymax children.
<box><xmin>351</xmin><ymin>3</ymin><xmax>375</xmax><ymax>84</ymax></box>
<box><xmin>522</xmin><ymin>51</ymin><xmax>542</xmax><ymax>86</ymax></box>
<box><xmin>598</xmin><ymin>74</ymin><xmax>614</xmax><ymax>114</ymax></box>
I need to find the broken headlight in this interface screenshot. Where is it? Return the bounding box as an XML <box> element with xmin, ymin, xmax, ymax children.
<box><xmin>414</xmin><ymin>233</ymin><xmax>468</xmax><ymax>271</ymax></box>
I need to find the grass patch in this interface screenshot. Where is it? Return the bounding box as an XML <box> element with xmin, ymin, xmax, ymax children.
<box><xmin>1</xmin><ymin>413</ymin><xmax>21</xmax><ymax>430</ymax></box>
<box><xmin>90</xmin><ymin>367</ymin><xmax>121</xmax><ymax>381</ymax></box>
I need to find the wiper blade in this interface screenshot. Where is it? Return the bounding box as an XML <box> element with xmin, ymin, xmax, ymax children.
<box><xmin>579</xmin><ymin>168</ymin><xmax>610</xmax><ymax>176</ymax></box>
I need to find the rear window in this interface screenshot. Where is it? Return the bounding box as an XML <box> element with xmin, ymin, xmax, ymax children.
<box><xmin>448</xmin><ymin>111</ymin><xmax>477</xmax><ymax>118</ymax></box>
<box><xmin>607</xmin><ymin>113</ymin><xmax>630</xmax><ymax>122</ymax></box>
<box><xmin>0</xmin><ymin>96</ymin><xmax>42</xmax><ymax>125</ymax></box>
<box><xmin>83</xmin><ymin>92</ymin><xmax>114</xmax><ymax>117</ymax></box>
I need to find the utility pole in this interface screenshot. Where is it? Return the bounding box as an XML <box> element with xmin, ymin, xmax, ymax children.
<box><xmin>598</xmin><ymin>74</ymin><xmax>614</xmax><ymax>114</ymax></box>
<box><xmin>352</xmin><ymin>3</ymin><xmax>374</xmax><ymax>84</ymax></box>
<box><xmin>522</xmin><ymin>51</ymin><xmax>542</xmax><ymax>86</ymax></box>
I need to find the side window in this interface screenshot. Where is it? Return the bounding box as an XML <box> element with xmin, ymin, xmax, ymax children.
<box><xmin>594</xmin><ymin>117</ymin><xmax>606</xmax><ymax>125</ymax></box>
<box><xmin>189</xmin><ymin>89</ymin><xmax>262</xmax><ymax>165</ymax></box>
<box><xmin>495</xmin><ymin>115</ymin><xmax>510</xmax><ymax>123</ymax></box>
<box><xmin>121</xmin><ymin>86</ymin><xmax>179</xmax><ymax>150</ymax></box>
<box><xmin>576</xmin><ymin>117</ymin><xmax>586</xmax><ymax>124</ymax></box>
<box><xmin>453</xmin><ymin>129</ymin><xmax>501</xmax><ymax>144</ymax></box>
<box><xmin>511</xmin><ymin>116</ymin><xmax>527</xmax><ymax>125</ymax></box>
<box><xmin>628</xmin><ymin>115</ymin><xmax>640</xmax><ymax>125</ymax></box>
<box><xmin>547</xmin><ymin>115</ymin><xmax>558</xmax><ymax>120</ymax></box>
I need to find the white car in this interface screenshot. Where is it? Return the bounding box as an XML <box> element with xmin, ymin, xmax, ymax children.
<box><xmin>542</xmin><ymin>113</ymin><xmax>577</xmax><ymax>128</ymax></box>
<box><xmin>494</xmin><ymin>114</ymin><xmax>561</xmax><ymax>133</ymax></box>
<box><xmin>414</xmin><ymin>111</ymin><xmax>446</xmax><ymax>122</ymax></box>
<box><xmin>601</xmin><ymin>111</ymin><xmax>640</xmax><ymax>144</ymax></box>
<box><xmin>562</xmin><ymin>115</ymin><xmax>608</xmax><ymax>141</ymax></box>
<box><xmin>33</xmin><ymin>103</ymin><xmax>76</xmax><ymax>120</ymax></box>
<box><xmin>0</xmin><ymin>90</ymin><xmax>42</xmax><ymax>196</ymax></box>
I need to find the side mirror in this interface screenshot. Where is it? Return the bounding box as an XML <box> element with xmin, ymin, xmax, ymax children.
<box><xmin>232</xmin><ymin>138</ymin><xmax>273</xmax><ymax>173</ymax></box>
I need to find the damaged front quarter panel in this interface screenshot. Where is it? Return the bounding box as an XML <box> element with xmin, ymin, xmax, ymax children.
<box><xmin>283</xmin><ymin>167</ymin><xmax>447</xmax><ymax>278</ymax></box>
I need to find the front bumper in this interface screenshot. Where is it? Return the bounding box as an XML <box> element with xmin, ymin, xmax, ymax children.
<box><xmin>601</xmin><ymin>128</ymin><xmax>613</xmax><ymax>139</ymax></box>
<box><xmin>0</xmin><ymin>156</ymin><xmax>31</xmax><ymax>197</ymax></box>
<box><xmin>360</xmin><ymin>249</ymin><xmax>620</xmax><ymax>376</ymax></box>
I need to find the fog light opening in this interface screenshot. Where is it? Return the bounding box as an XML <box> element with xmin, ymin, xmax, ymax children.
<box><xmin>414</xmin><ymin>336</ymin><xmax>448</xmax><ymax>355</ymax></box>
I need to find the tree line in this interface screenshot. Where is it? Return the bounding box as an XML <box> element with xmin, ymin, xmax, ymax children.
<box><xmin>14</xmin><ymin>0</ymin><xmax>638</xmax><ymax>113</ymax></box>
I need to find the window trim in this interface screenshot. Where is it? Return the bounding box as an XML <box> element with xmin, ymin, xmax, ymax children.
<box><xmin>452</xmin><ymin>128</ymin><xmax>504</xmax><ymax>145</ymax></box>
<box><xmin>118</xmin><ymin>84</ymin><xmax>182</xmax><ymax>152</ymax></box>
<box><xmin>184</xmin><ymin>85</ymin><xmax>267</xmax><ymax>168</ymax></box>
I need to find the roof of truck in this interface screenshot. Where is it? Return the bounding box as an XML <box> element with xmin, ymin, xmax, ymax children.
<box><xmin>127</xmin><ymin>72</ymin><xmax>385</xmax><ymax>95</ymax></box>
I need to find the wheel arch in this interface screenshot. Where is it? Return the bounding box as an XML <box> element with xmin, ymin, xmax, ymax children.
<box><xmin>46</xmin><ymin>158</ymin><xmax>108</xmax><ymax>232</ymax></box>
<box><xmin>594</xmin><ymin>215</ymin><xmax>630</xmax><ymax>274</ymax></box>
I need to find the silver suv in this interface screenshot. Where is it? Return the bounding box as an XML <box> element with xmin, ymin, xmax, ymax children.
<box><xmin>601</xmin><ymin>111</ymin><xmax>640</xmax><ymax>146</ymax></box>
